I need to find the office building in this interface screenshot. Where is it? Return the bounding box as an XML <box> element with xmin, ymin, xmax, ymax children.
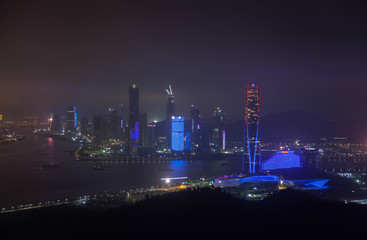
<box><xmin>244</xmin><ymin>83</ymin><xmax>260</xmax><ymax>173</ymax></box>
<box><xmin>139</xmin><ymin>113</ymin><xmax>148</xmax><ymax>147</ymax></box>
<box><xmin>212</xmin><ymin>107</ymin><xmax>226</xmax><ymax>152</ymax></box>
<box><xmin>93</xmin><ymin>115</ymin><xmax>107</xmax><ymax>145</ymax></box>
<box><xmin>128</xmin><ymin>84</ymin><xmax>139</xmax><ymax>131</ymax></box>
<box><xmin>107</xmin><ymin>108</ymin><xmax>122</xmax><ymax>140</ymax></box>
<box><xmin>128</xmin><ymin>84</ymin><xmax>139</xmax><ymax>154</ymax></box>
<box><xmin>190</xmin><ymin>105</ymin><xmax>201</xmax><ymax>152</ymax></box>
<box><xmin>50</xmin><ymin>113</ymin><xmax>61</xmax><ymax>132</ymax></box>
<box><xmin>171</xmin><ymin>116</ymin><xmax>184</xmax><ymax>151</ymax></box>
<box><xmin>66</xmin><ymin>106</ymin><xmax>77</xmax><ymax>133</ymax></box>
<box><xmin>80</xmin><ymin>117</ymin><xmax>89</xmax><ymax>136</ymax></box>
<box><xmin>166</xmin><ymin>85</ymin><xmax>175</xmax><ymax>120</ymax></box>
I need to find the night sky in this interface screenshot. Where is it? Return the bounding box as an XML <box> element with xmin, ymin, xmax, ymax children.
<box><xmin>1</xmin><ymin>0</ymin><xmax>367</xmax><ymax>122</ymax></box>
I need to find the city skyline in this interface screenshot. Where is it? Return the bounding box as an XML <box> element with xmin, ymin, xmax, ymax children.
<box><xmin>2</xmin><ymin>1</ymin><xmax>367</xmax><ymax>238</ymax></box>
<box><xmin>1</xmin><ymin>0</ymin><xmax>367</xmax><ymax>121</ymax></box>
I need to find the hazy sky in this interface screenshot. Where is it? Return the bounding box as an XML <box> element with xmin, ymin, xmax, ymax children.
<box><xmin>1</xmin><ymin>0</ymin><xmax>367</xmax><ymax>121</ymax></box>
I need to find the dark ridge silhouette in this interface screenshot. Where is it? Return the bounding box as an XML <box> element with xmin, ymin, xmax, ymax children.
<box><xmin>1</xmin><ymin>187</ymin><xmax>367</xmax><ymax>239</ymax></box>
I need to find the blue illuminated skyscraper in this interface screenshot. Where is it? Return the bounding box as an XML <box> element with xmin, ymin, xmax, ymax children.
<box><xmin>171</xmin><ymin>116</ymin><xmax>184</xmax><ymax>151</ymax></box>
<box><xmin>244</xmin><ymin>83</ymin><xmax>260</xmax><ymax>173</ymax></box>
<box><xmin>129</xmin><ymin>84</ymin><xmax>139</xmax><ymax>154</ymax></box>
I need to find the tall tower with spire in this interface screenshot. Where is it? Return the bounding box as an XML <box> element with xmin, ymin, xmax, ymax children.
<box><xmin>244</xmin><ymin>83</ymin><xmax>261</xmax><ymax>173</ymax></box>
<box><xmin>166</xmin><ymin>85</ymin><xmax>175</xmax><ymax>120</ymax></box>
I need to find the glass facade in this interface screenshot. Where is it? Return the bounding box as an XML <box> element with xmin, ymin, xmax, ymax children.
<box><xmin>171</xmin><ymin>116</ymin><xmax>184</xmax><ymax>151</ymax></box>
<box><xmin>130</xmin><ymin>122</ymin><xmax>139</xmax><ymax>147</ymax></box>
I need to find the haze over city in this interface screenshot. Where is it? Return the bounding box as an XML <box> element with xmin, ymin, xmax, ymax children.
<box><xmin>1</xmin><ymin>0</ymin><xmax>367</xmax><ymax>121</ymax></box>
<box><xmin>2</xmin><ymin>1</ymin><xmax>367</xmax><ymax>239</ymax></box>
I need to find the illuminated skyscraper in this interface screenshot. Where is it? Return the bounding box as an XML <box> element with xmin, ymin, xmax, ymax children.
<box><xmin>171</xmin><ymin>116</ymin><xmax>184</xmax><ymax>151</ymax></box>
<box><xmin>129</xmin><ymin>84</ymin><xmax>139</xmax><ymax>154</ymax></box>
<box><xmin>66</xmin><ymin>106</ymin><xmax>77</xmax><ymax>133</ymax></box>
<box><xmin>244</xmin><ymin>83</ymin><xmax>260</xmax><ymax>173</ymax></box>
<box><xmin>128</xmin><ymin>84</ymin><xmax>139</xmax><ymax>130</ymax></box>
<box><xmin>166</xmin><ymin>85</ymin><xmax>175</xmax><ymax>120</ymax></box>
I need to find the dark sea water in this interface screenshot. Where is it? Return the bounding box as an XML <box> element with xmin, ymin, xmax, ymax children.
<box><xmin>0</xmin><ymin>132</ymin><xmax>243</xmax><ymax>208</ymax></box>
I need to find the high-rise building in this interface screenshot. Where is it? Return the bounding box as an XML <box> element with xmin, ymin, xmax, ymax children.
<box><xmin>50</xmin><ymin>113</ymin><xmax>61</xmax><ymax>132</ymax></box>
<box><xmin>190</xmin><ymin>105</ymin><xmax>201</xmax><ymax>152</ymax></box>
<box><xmin>93</xmin><ymin>115</ymin><xmax>107</xmax><ymax>145</ymax></box>
<box><xmin>130</xmin><ymin>121</ymin><xmax>139</xmax><ymax>154</ymax></box>
<box><xmin>107</xmin><ymin>108</ymin><xmax>122</xmax><ymax>140</ymax></box>
<box><xmin>129</xmin><ymin>84</ymin><xmax>139</xmax><ymax>154</ymax></box>
<box><xmin>66</xmin><ymin>106</ymin><xmax>77</xmax><ymax>133</ymax></box>
<box><xmin>80</xmin><ymin>117</ymin><xmax>89</xmax><ymax>136</ymax></box>
<box><xmin>212</xmin><ymin>107</ymin><xmax>226</xmax><ymax>152</ymax></box>
<box><xmin>244</xmin><ymin>83</ymin><xmax>261</xmax><ymax>173</ymax></box>
<box><xmin>139</xmin><ymin>113</ymin><xmax>148</xmax><ymax>147</ymax></box>
<box><xmin>147</xmin><ymin>122</ymin><xmax>156</xmax><ymax>148</ymax></box>
<box><xmin>166</xmin><ymin>85</ymin><xmax>175</xmax><ymax>121</ymax></box>
<box><xmin>128</xmin><ymin>84</ymin><xmax>139</xmax><ymax>131</ymax></box>
<box><xmin>171</xmin><ymin>116</ymin><xmax>184</xmax><ymax>151</ymax></box>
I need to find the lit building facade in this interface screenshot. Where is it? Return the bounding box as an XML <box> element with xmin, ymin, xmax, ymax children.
<box><xmin>129</xmin><ymin>84</ymin><xmax>139</xmax><ymax>154</ymax></box>
<box><xmin>66</xmin><ymin>106</ymin><xmax>77</xmax><ymax>133</ymax></box>
<box><xmin>244</xmin><ymin>83</ymin><xmax>260</xmax><ymax>173</ymax></box>
<box><xmin>128</xmin><ymin>84</ymin><xmax>139</xmax><ymax>130</ymax></box>
<box><xmin>171</xmin><ymin>116</ymin><xmax>184</xmax><ymax>151</ymax></box>
<box><xmin>262</xmin><ymin>151</ymin><xmax>301</xmax><ymax>171</ymax></box>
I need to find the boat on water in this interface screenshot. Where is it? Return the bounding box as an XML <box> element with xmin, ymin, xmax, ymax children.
<box><xmin>39</xmin><ymin>163</ymin><xmax>58</xmax><ymax>168</ymax></box>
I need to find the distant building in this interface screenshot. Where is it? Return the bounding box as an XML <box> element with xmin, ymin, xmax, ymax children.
<box><xmin>147</xmin><ymin>122</ymin><xmax>156</xmax><ymax>148</ymax></box>
<box><xmin>130</xmin><ymin>122</ymin><xmax>139</xmax><ymax>155</ymax></box>
<box><xmin>190</xmin><ymin>105</ymin><xmax>201</xmax><ymax>152</ymax></box>
<box><xmin>244</xmin><ymin>83</ymin><xmax>260</xmax><ymax>173</ymax></box>
<box><xmin>128</xmin><ymin>84</ymin><xmax>139</xmax><ymax>131</ymax></box>
<box><xmin>80</xmin><ymin>117</ymin><xmax>89</xmax><ymax>136</ymax></box>
<box><xmin>93</xmin><ymin>115</ymin><xmax>108</xmax><ymax>145</ymax></box>
<box><xmin>66</xmin><ymin>106</ymin><xmax>77</xmax><ymax>133</ymax></box>
<box><xmin>212</xmin><ymin>107</ymin><xmax>226</xmax><ymax>152</ymax></box>
<box><xmin>129</xmin><ymin>84</ymin><xmax>139</xmax><ymax>154</ymax></box>
<box><xmin>139</xmin><ymin>113</ymin><xmax>148</xmax><ymax>147</ymax></box>
<box><xmin>171</xmin><ymin>116</ymin><xmax>184</xmax><ymax>151</ymax></box>
<box><xmin>107</xmin><ymin>108</ymin><xmax>122</xmax><ymax>140</ymax></box>
<box><xmin>50</xmin><ymin>113</ymin><xmax>61</xmax><ymax>132</ymax></box>
<box><xmin>166</xmin><ymin>85</ymin><xmax>175</xmax><ymax>121</ymax></box>
<box><xmin>301</xmin><ymin>148</ymin><xmax>319</xmax><ymax>168</ymax></box>
<box><xmin>262</xmin><ymin>151</ymin><xmax>301</xmax><ymax>171</ymax></box>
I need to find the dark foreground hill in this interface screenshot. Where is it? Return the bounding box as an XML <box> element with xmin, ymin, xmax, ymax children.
<box><xmin>1</xmin><ymin>188</ymin><xmax>367</xmax><ymax>239</ymax></box>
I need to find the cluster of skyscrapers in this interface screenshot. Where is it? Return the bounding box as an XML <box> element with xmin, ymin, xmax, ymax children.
<box><xmin>47</xmin><ymin>82</ymin><xmax>265</xmax><ymax>174</ymax></box>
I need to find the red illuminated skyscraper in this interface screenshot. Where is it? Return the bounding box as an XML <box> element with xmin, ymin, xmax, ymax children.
<box><xmin>244</xmin><ymin>83</ymin><xmax>260</xmax><ymax>173</ymax></box>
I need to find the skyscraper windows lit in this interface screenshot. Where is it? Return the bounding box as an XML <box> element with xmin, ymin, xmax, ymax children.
<box><xmin>244</xmin><ymin>83</ymin><xmax>260</xmax><ymax>173</ymax></box>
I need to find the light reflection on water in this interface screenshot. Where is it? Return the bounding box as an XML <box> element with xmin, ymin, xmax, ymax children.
<box><xmin>0</xmin><ymin>132</ymin><xmax>242</xmax><ymax>208</ymax></box>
